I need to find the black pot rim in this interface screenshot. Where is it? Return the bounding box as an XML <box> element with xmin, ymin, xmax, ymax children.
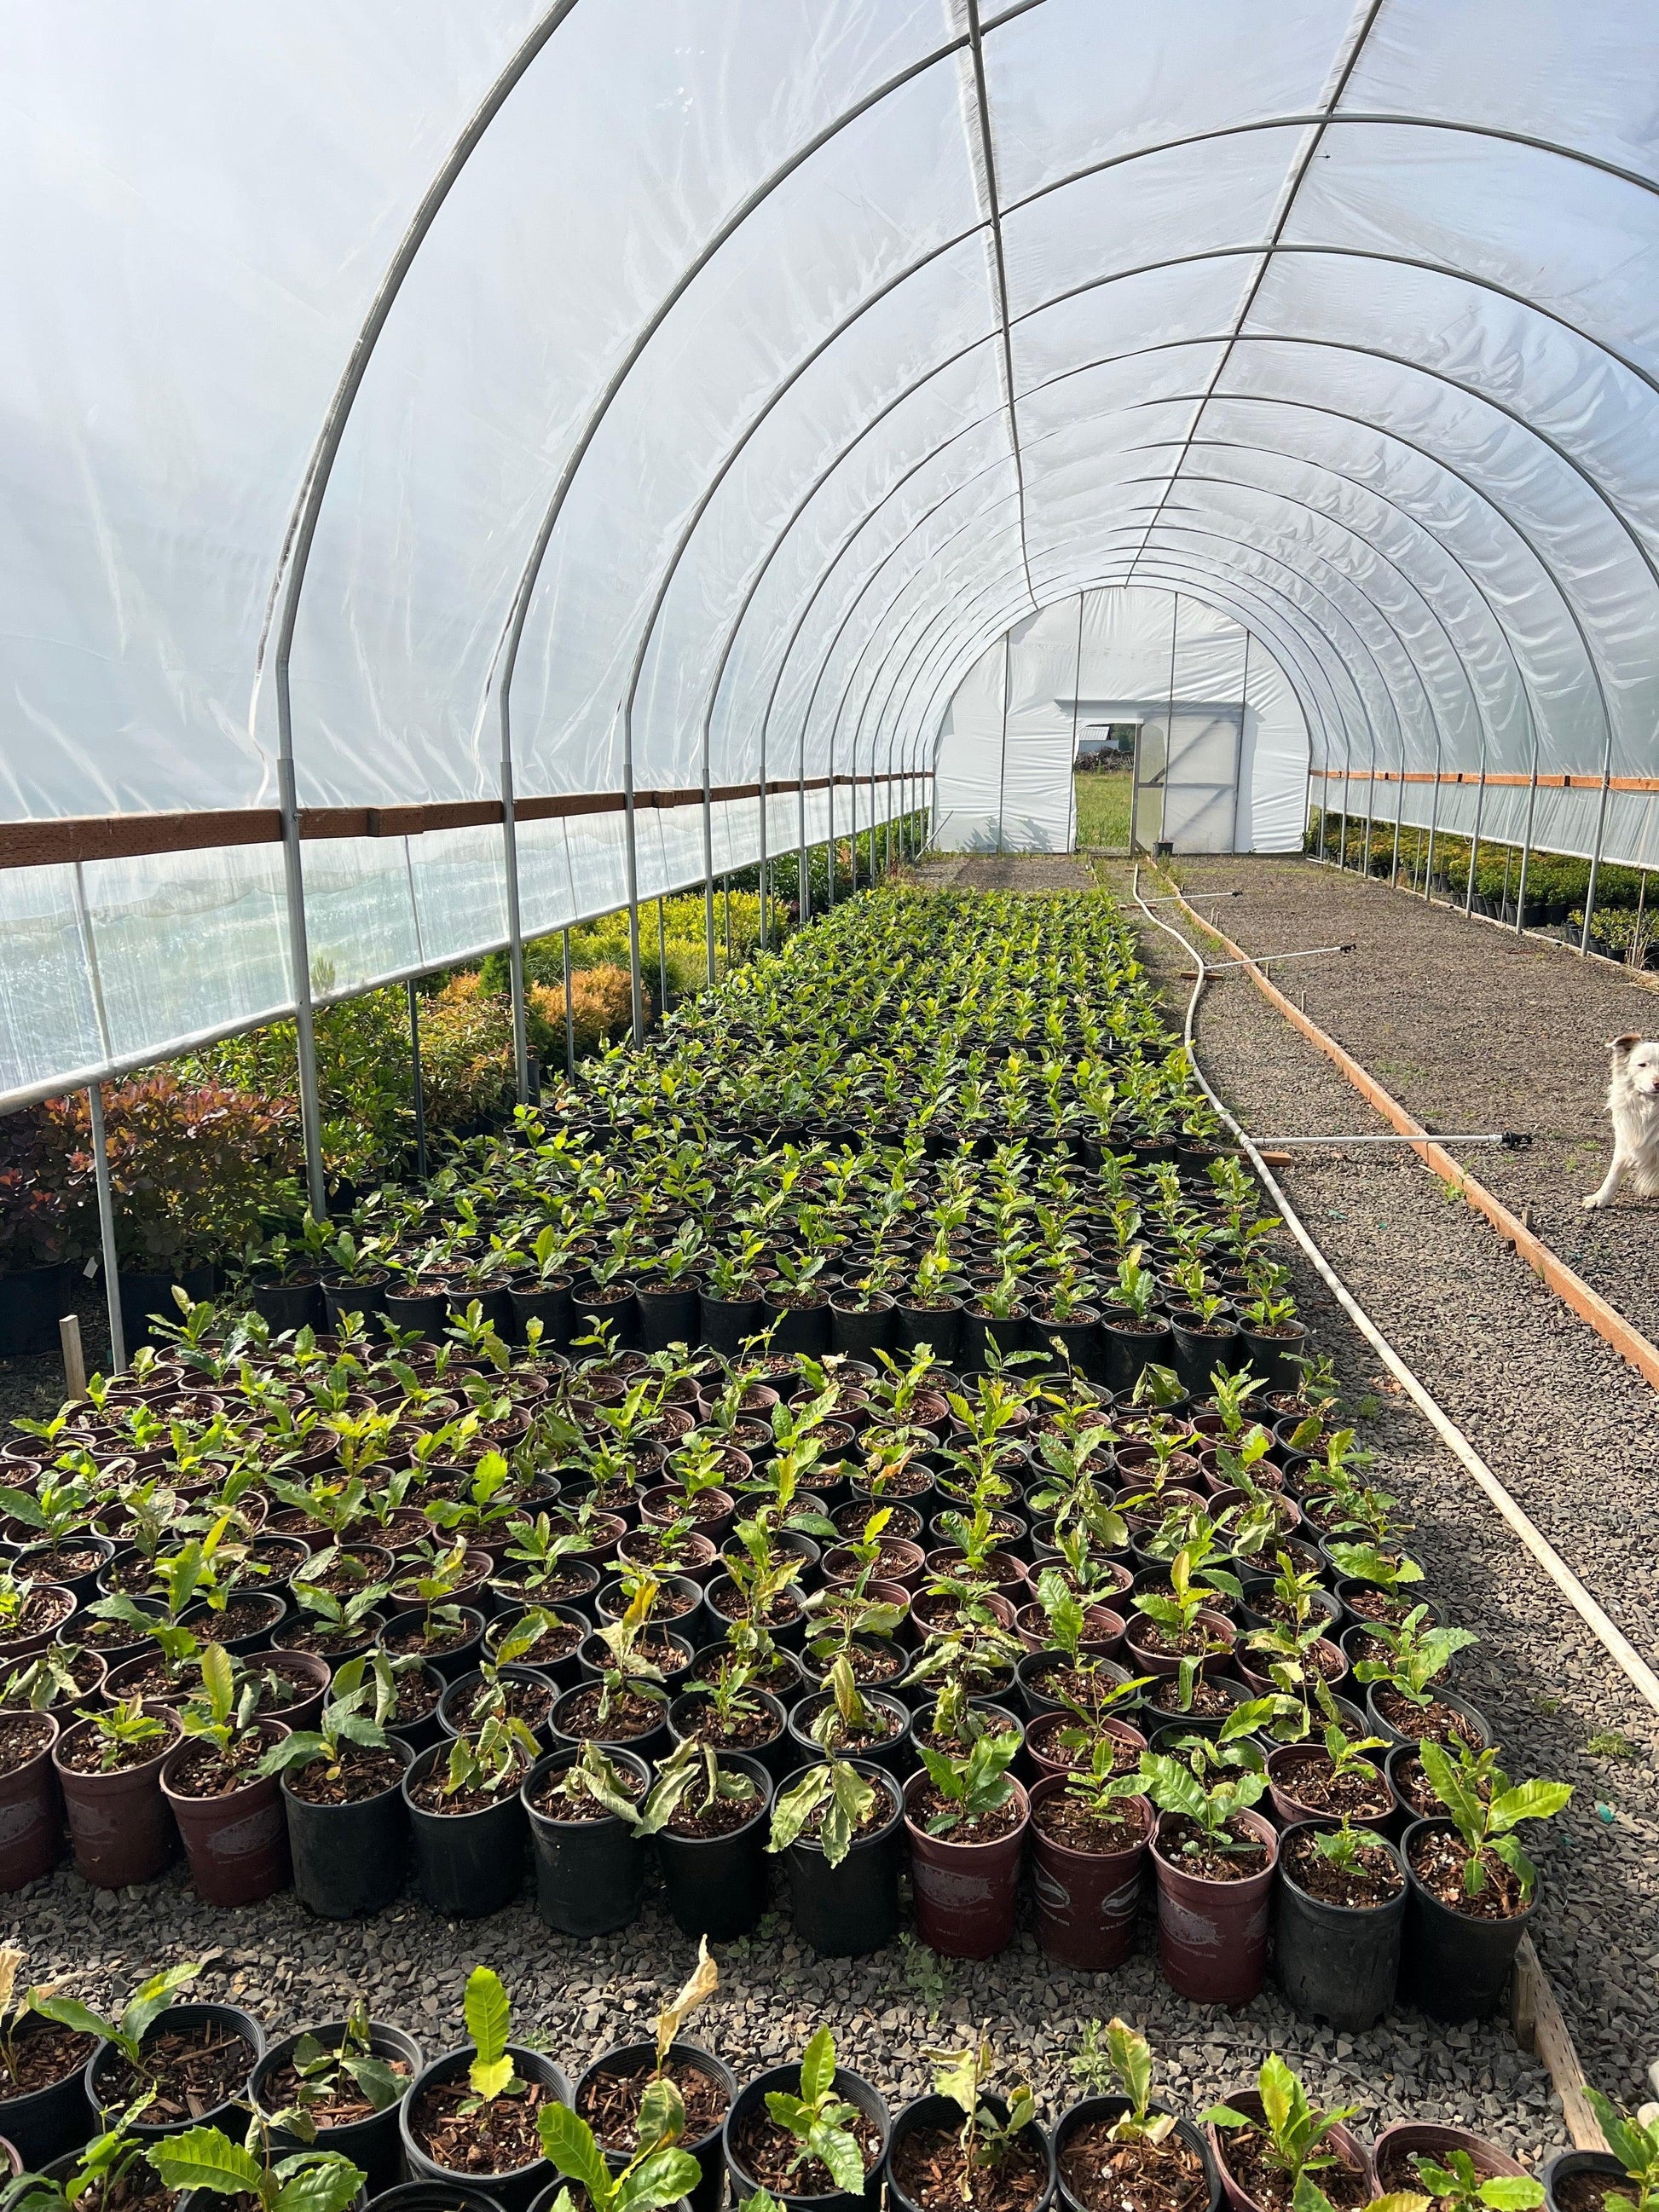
<box><xmin>886</xmin><ymin>2091</ymin><xmax>1055</xmax><ymax>2212</ymax></box>
<box><xmin>573</xmin><ymin>2039</ymin><xmax>736</xmax><ymax>2154</ymax></box>
<box><xmin>280</xmin><ymin>1732</ymin><xmax>415</xmax><ymax>1806</ymax></box>
<box><xmin>400</xmin><ymin>2044</ymin><xmax>571</xmax><ymax>2183</ymax></box>
<box><xmin>1399</xmin><ymin>1815</ymin><xmax>1538</xmax><ymax>1924</ymax></box>
<box><xmin>87</xmin><ymin>2001</ymin><xmax>267</xmax><ymax>2133</ymax></box>
<box><xmin>1274</xmin><ymin>1817</ymin><xmax>1407</xmax><ymax>1916</ymax></box>
<box><xmin>722</xmin><ymin>2061</ymin><xmax>891</xmax><ymax>2206</ymax></box>
<box><xmin>777</xmin><ymin>1757</ymin><xmax>904</xmax><ymax>1859</ymax></box>
<box><xmin>249</xmin><ymin>2019</ymin><xmax>424</xmax><ymax>2123</ymax></box>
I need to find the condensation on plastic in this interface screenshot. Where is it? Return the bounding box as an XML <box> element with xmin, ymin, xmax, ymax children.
<box><xmin>934</xmin><ymin>586</ymin><xmax>1306</xmax><ymax>853</ymax></box>
<box><xmin>5</xmin><ymin>0</ymin><xmax>1659</xmax><ymax>1100</ymax></box>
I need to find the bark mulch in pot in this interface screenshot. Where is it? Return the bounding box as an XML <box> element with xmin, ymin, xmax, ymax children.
<box><xmin>906</xmin><ymin>1782</ymin><xmax>1022</xmax><ymax>1843</ymax></box>
<box><xmin>1407</xmin><ymin>1829</ymin><xmax>1525</xmax><ymax>1919</ymax></box>
<box><xmin>445</xmin><ymin>1679</ymin><xmax>554</xmax><ymax>1734</ymax></box>
<box><xmin>1032</xmin><ymin>1790</ymin><xmax>1146</xmax><ymax>1855</ymax></box>
<box><xmin>1157</xmin><ymin>1814</ymin><xmax>1270</xmax><ymax>1882</ymax></box>
<box><xmin>1281</xmin><ymin>1828</ymin><xmax>1403</xmax><ymax>1909</ymax></box>
<box><xmin>409</xmin><ymin>2075</ymin><xmax>551</xmax><ymax>2174</ymax></box>
<box><xmin>731</xmin><ymin>2102</ymin><xmax>884</xmax><ymax>2197</ymax></box>
<box><xmin>408</xmin><ymin>1762</ymin><xmax>529</xmax><ymax>1818</ymax></box>
<box><xmin>101</xmin><ymin>2020</ymin><xmax>259</xmax><ymax>2126</ymax></box>
<box><xmin>1547</xmin><ymin>2176</ymin><xmax>1623</xmax><ymax>2212</ymax></box>
<box><xmin>1217</xmin><ymin>2132</ymin><xmax>1368</xmax><ymax>2212</ymax></box>
<box><xmin>577</xmin><ymin>2055</ymin><xmax>729</xmax><ymax>2147</ymax></box>
<box><xmin>662</xmin><ymin>1775</ymin><xmax>763</xmax><ymax>1839</ymax></box>
<box><xmin>382</xmin><ymin>1618</ymin><xmax>475</xmax><ymax>1659</ymax></box>
<box><xmin>261</xmin><ymin>2049</ymin><xmax>413</xmax><ymax>2127</ymax></box>
<box><xmin>1373</xmin><ymin>1689</ymin><xmax>1482</xmax><ymax>1747</ymax></box>
<box><xmin>61</xmin><ymin>2176</ymin><xmax>179</xmax><ymax>2212</ymax></box>
<box><xmin>164</xmin><ymin>1737</ymin><xmax>271</xmax><ymax>1797</ymax></box>
<box><xmin>1145</xmin><ymin>1678</ymin><xmax>1234</xmax><ymax>1719</ymax></box>
<box><xmin>892</xmin><ymin>2122</ymin><xmax>1049</xmax><ymax>2212</ymax></box>
<box><xmin>526</xmin><ymin>1764</ymin><xmax>644</xmax><ymax>1823</ymax></box>
<box><xmin>1058</xmin><ymin>2121</ymin><xmax>1210</xmax><ymax>2212</ymax></box>
<box><xmin>0</xmin><ymin>2019</ymin><xmax>95</xmax><ymax>2096</ymax></box>
<box><xmin>1271</xmin><ymin>1750</ymin><xmax>1390</xmax><ymax>1820</ymax></box>
<box><xmin>674</xmin><ymin>1703</ymin><xmax>781</xmax><ymax>1753</ymax></box>
<box><xmin>0</xmin><ymin>1710</ymin><xmax>54</xmax><ymax>1773</ymax></box>
<box><xmin>1028</xmin><ymin>1716</ymin><xmax>1140</xmax><ymax>1774</ymax></box>
<box><xmin>57</xmin><ymin>1715</ymin><xmax>181</xmax><ymax>1775</ymax></box>
<box><xmin>556</xmin><ymin>1685</ymin><xmax>664</xmax><ymax>1741</ymax></box>
<box><xmin>289</xmin><ymin>1746</ymin><xmax>408</xmax><ymax>1805</ymax></box>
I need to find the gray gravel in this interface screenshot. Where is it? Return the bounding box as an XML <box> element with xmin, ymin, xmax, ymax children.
<box><xmin>1150</xmin><ymin>853</ymin><xmax>1659</xmax><ymax>1342</ymax></box>
<box><xmin>1116</xmin><ymin>856</ymin><xmax>1659</xmax><ymax>2117</ymax></box>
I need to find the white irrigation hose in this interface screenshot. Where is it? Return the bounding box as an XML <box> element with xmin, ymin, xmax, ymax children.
<box><xmin>1130</xmin><ymin>872</ymin><xmax>1659</xmax><ymax>1724</ymax></box>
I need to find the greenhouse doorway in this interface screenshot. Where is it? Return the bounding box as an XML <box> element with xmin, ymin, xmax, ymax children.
<box><xmin>1130</xmin><ymin>704</ymin><xmax>1243</xmax><ymax>855</ymax></box>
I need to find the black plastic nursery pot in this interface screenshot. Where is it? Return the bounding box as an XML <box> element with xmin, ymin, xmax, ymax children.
<box><xmin>637</xmin><ymin>1281</ymin><xmax>702</xmax><ymax>1352</ymax></box>
<box><xmin>283</xmin><ymin>1737</ymin><xmax>414</xmax><ymax>1920</ymax></box>
<box><xmin>668</xmin><ymin>1689</ymin><xmax>792</xmax><ymax>1784</ymax></box>
<box><xmin>402</xmin><ymin>1744</ymin><xmax>528</xmax><ymax>1918</ymax></box>
<box><xmin>723</xmin><ymin>2060</ymin><xmax>890</xmax><ymax>2212</ymax></box>
<box><xmin>88</xmin><ymin>2000</ymin><xmax>266</xmax><ymax>2139</ymax></box>
<box><xmin>778</xmin><ymin>1760</ymin><xmax>904</xmax><ymax>1957</ymax></box>
<box><xmin>436</xmin><ymin>1665</ymin><xmax>559</xmax><ymax>1748</ymax></box>
<box><xmin>1400</xmin><ymin>1816</ymin><xmax>1535</xmax><ymax>2021</ymax></box>
<box><xmin>118</xmin><ymin>1262</ymin><xmax>217</xmax><ymax>1352</ymax></box>
<box><xmin>698</xmin><ymin>1290</ymin><xmax>764</xmax><ymax>1357</ymax></box>
<box><xmin>0</xmin><ymin>1261</ymin><xmax>75</xmax><ymax>1357</ymax></box>
<box><xmin>893</xmin><ymin>1299</ymin><xmax>961</xmax><ymax>1362</ymax></box>
<box><xmin>1053</xmin><ymin>2097</ymin><xmax>1221</xmax><ymax>2212</ymax></box>
<box><xmin>379</xmin><ymin>1606</ymin><xmax>488</xmax><ymax>1684</ymax></box>
<box><xmin>522</xmin><ymin>1747</ymin><xmax>653</xmax><ymax>1937</ymax></box>
<box><xmin>887</xmin><ymin>2093</ymin><xmax>1055</xmax><ymax>2212</ymax></box>
<box><xmin>656</xmin><ymin>1752</ymin><xmax>774</xmax><ymax>1942</ymax></box>
<box><xmin>785</xmin><ymin>1690</ymin><xmax>913</xmax><ymax>1783</ymax></box>
<box><xmin>575</xmin><ymin>2040</ymin><xmax>736</xmax><ymax>2212</ymax></box>
<box><xmin>1100</xmin><ymin>1316</ymin><xmax>1173</xmax><ymax>1395</ymax></box>
<box><xmin>761</xmin><ymin>1297</ymin><xmax>833</xmax><ymax>1357</ymax></box>
<box><xmin>400</xmin><ymin>2047</ymin><xmax>571</xmax><ymax>2212</ymax></box>
<box><xmin>246</xmin><ymin>1278</ymin><xmax>327</xmax><ymax>1336</ymax></box>
<box><xmin>251</xmin><ymin>2021</ymin><xmax>425</xmax><ymax>2196</ymax></box>
<box><xmin>508</xmin><ymin>1279</ymin><xmax>574</xmax><ymax>1348</ymax></box>
<box><xmin>1273</xmin><ymin>1819</ymin><xmax>1406</xmax><ymax>2032</ymax></box>
<box><xmin>367</xmin><ymin>2186</ymin><xmax>509</xmax><ymax>2212</ymax></box>
<box><xmin>1238</xmin><ymin>1318</ymin><xmax>1308</xmax><ymax>1393</ymax></box>
<box><xmin>1542</xmin><ymin>2152</ymin><xmax>1627</xmax><ymax>2212</ymax></box>
<box><xmin>0</xmin><ymin>2010</ymin><xmax>95</xmax><ymax>2168</ymax></box>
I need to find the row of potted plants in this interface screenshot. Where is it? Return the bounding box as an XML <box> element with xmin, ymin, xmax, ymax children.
<box><xmin>5</xmin><ymin>1945</ymin><xmax>1651</xmax><ymax>2212</ymax></box>
<box><xmin>0</xmin><ymin>887</ymin><xmax>1564</xmax><ymax>2030</ymax></box>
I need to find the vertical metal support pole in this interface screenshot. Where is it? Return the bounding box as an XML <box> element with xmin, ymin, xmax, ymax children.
<box><xmin>1315</xmin><ymin>769</ymin><xmax>1327</xmax><ymax>862</ymax></box>
<box><xmin>1424</xmin><ymin>752</ymin><xmax>1443</xmax><ymax>901</ymax></box>
<box><xmin>825</xmin><ymin>761</ymin><xmax>835</xmax><ymax>910</ymax></box>
<box><xmin>621</xmin><ymin>764</ymin><xmax>645</xmax><ymax>1047</ymax></box>
<box><xmin>1390</xmin><ymin>757</ymin><xmax>1406</xmax><ymax>887</ymax></box>
<box><xmin>758</xmin><ymin>778</ymin><xmax>770</xmax><ymax>954</ymax></box>
<box><xmin>798</xmin><ymin>768</ymin><xmax>810</xmax><ymax>926</ymax></box>
<box><xmin>1581</xmin><ymin>765</ymin><xmax>1616</xmax><ymax>957</ymax></box>
<box><xmin>702</xmin><ymin>781</ymin><xmax>717</xmax><ymax>990</ymax></box>
<box><xmin>500</xmin><ymin>755</ymin><xmax>530</xmax><ymax>1103</ymax></box>
<box><xmin>1500</xmin><ymin>843</ymin><xmax>1512</xmax><ymax>920</ymax></box>
<box><xmin>1515</xmin><ymin>771</ymin><xmax>1540</xmax><ymax>933</ymax></box>
<box><xmin>562</xmin><ymin>927</ymin><xmax>575</xmax><ymax>1078</ymax></box>
<box><xmin>275</xmin><ymin>751</ymin><xmax>328</xmax><ymax>1221</ymax></box>
<box><xmin>1465</xmin><ymin>767</ymin><xmax>1487</xmax><ymax>919</ymax></box>
<box><xmin>407</xmin><ymin>980</ymin><xmax>427</xmax><ymax>1180</ymax></box>
<box><xmin>849</xmin><ymin>742</ymin><xmax>858</xmax><ymax>893</ymax></box>
<box><xmin>656</xmin><ymin>892</ymin><xmax>668</xmax><ymax>1019</ymax></box>
<box><xmin>724</xmin><ymin>876</ymin><xmax>732</xmax><ymax>969</ymax></box>
<box><xmin>1129</xmin><ymin>723</ymin><xmax>1145</xmax><ymax>857</ymax></box>
<box><xmin>87</xmin><ymin>1083</ymin><xmax>126</xmax><ymax>1376</ymax></box>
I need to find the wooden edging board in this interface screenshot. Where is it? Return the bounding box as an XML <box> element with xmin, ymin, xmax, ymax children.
<box><xmin>1157</xmin><ymin>872</ymin><xmax>1659</xmax><ymax>1400</ymax></box>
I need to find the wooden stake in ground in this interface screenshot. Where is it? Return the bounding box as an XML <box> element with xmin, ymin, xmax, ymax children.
<box><xmin>59</xmin><ymin>1312</ymin><xmax>85</xmax><ymax>1400</ymax></box>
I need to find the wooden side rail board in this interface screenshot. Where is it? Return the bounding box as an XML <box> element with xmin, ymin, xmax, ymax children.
<box><xmin>0</xmin><ymin>772</ymin><xmax>933</xmax><ymax>871</ymax></box>
<box><xmin>1162</xmin><ymin>875</ymin><xmax>1659</xmax><ymax>1400</ymax></box>
<box><xmin>1309</xmin><ymin>766</ymin><xmax>1659</xmax><ymax>794</ymax></box>
<box><xmin>1512</xmin><ymin>1937</ymin><xmax>1610</xmax><ymax>2152</ymax></box>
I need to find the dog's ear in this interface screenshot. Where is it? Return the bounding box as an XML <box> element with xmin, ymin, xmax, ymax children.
<box><xmin>1609</xmin><ymin>1033</ymin><xmax>1642</xmax><ymax>1055</ymax></box>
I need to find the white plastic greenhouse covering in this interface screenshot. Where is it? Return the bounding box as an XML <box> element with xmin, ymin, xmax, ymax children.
<box><xmin>934</xmin><ymin>587</ymin><xmax>1309</xmax><ymax>853</ymax></box>
<box><xmin>4</xmin><ymin>0</ymin><xmax>1659</xmax><ymax>1111</ymax></box>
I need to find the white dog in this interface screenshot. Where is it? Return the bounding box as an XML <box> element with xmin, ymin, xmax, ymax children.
<box><xmin>1583</xmin><ymin>1035</ymin><xmax>1659</xmax><ymax>1207</ymax></box>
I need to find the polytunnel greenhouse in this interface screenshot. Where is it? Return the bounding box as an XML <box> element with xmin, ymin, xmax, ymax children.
<box><xmin>2</xmin><ymin>7</ymin><xmax>1659</xmax><ymax>2208</ymax></box>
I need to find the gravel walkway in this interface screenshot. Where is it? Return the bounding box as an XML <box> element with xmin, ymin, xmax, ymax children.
<box><xmin>1153</xmin><ymin>854</ymin><xmax>1659</xmax><ymax>1343</ymax></box>
<box><xmin>1114</xmin><ymin>859</ymin><xmax>1659</xmax><ymax>2117</ymax></box>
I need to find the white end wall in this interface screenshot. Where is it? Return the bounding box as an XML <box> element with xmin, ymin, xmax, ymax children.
<box><xmin>933</xmin><ymin>586</ymin><xmax>1309</xmax><ymax>853</ymax></box>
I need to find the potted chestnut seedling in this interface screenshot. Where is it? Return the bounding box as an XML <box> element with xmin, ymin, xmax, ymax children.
<box><xmin>147</xmin><ymin>2113</ymin><xmax>366</xmax><ymax>2212</ymax></box>
<box><xmin>1201</xmin><ymin>2055</ymin><xmax>1373</xmax><ymax>2212</ymax></box>
<box><xmin>1402</xmin><ymin>1740</ymin><xmax>1570</xmax><ymax>2022</ymax></box>
<box><xmin>1053</xmin><ymin>2018</ymin><xmax>1221</xmax><ymax>2212</ymax></box>
<box><xmin>400</xmin><ymin>1966</ymin><xmax>569</xmax><ymax>2212</ymax></box>
<box><xmin>722</xmin><ymin>2025</ymin><xmax>890</xmax><ymax>2212</ymax></box>
<box><xmin>41</xmin><ymin>1961</ymin><xmax>263</xmax><ymax>2143</ymax></box>
<box><xmin>768</xmin><ymin>1755</ymin><xmax>903</xmax><ymax>1957</ymax></box>
<box><xmin>887</xmin><ymin>2041</ymin><xmax>1054</xmax><ymax>2212</ymax></box>
<box><xmin>249</xmin><ymin>1998</ymin><xmax>422</xmax><ymax>2197</ymax></box>
<box><xmin>0</xmin><ymin>1948</ymin><xmax>95</xmax><ymax>2169</ymax></box>
<box><xmin>1542</xmin><ymin>2088</ymin><xmax>1658</xmax><ymax>2212</ymax></box>
<box><xmin>573</xmin><ymin>1941</ymin><xmax>732</xmax><ymax>2212</ymax></box>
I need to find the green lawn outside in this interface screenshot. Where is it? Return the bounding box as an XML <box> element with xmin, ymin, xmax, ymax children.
<box><xmin>1072</xmin><ymin>767</ymin><xmax>1134</xmax><ymax>850</ymax></box>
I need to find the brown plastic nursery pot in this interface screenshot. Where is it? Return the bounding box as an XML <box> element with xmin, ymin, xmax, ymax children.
<box><xmin>1371</xmin><ymin>2123</ymin><xmax>1529</xmax><ymax>2201</ymax></box>
<box><xmin>1150</xmin><ymin>1808</ymin><xmax>1278</xmax><ymax>2009</ymax></box>
<box><xmin>902</xmin><ymin>1770</ymin><xmax>1029</xmax><ymax>1960</ymax></box>
<box><xmin>1027</xmin><ymin>1773</ymin><xmax>1150</xmax><ymax>1972</ymax></box>
<box><xmin>1207</xmin><ymin>2094</ymin><xmax>1372</xmax><ymax>2212</ymax></box>
<box><xmin>160</xmin><ymin>1718</ymin><xmax>292</xmax><ymax>1906</ymax></box>
<box><xmin>52</xmin><ymin>1702</ymin><xmax>182</xmax><ymax>1889</ymax></box>
<box><xmin>0</xmin><ymin>1708</ymin><xmax>61</xmax><ymax>1890</ymax></box>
